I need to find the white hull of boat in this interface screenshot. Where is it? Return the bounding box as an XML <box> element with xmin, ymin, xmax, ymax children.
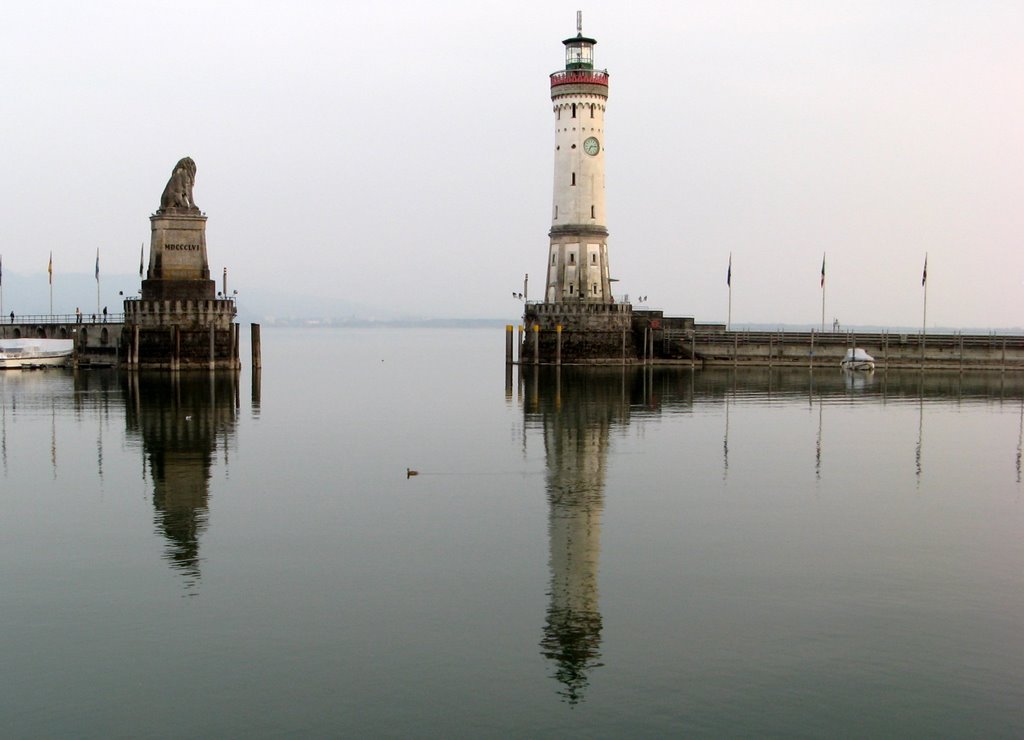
<box><xmin>840</xmin><ymin>360</ymin><xmax>875</xmax><ymax>372</ymax></box>
<box><xmin>0</xmin><ymin>339</ymin><xmax>74</xmax><ymax>369</ymax></box>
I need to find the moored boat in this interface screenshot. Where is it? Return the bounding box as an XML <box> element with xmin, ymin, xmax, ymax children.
<box><xmin>0</xmin><ymin>339</ymin><xmax>74</xmax><ymax>369</ymax></box>
<box><xmin>840</xmin><ymin>347</ymin><xmax>875</xmax><ymax>371</ymax></box>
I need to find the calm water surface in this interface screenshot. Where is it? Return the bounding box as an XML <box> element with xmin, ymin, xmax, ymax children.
<box><xmin>2</xmin><ymin>328</ymin><xmax>1023</xmax><ymax>737</ymax></box>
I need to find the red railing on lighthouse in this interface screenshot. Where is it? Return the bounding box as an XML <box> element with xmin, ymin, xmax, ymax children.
<box><xmin>550</xmin><ymin>70</ymin><xmax>609</xmax><ymax>88</ymax></box>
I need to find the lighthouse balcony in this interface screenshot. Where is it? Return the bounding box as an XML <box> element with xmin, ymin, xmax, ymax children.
<box><xmin>550</xmin><ymin>69</ymin><xmax>609</xmax><ymax>88</ymax></box>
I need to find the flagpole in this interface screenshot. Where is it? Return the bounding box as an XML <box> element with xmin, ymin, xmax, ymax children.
<box><xmin>48</xmin><ymin>251</ymin><xmax>53</xmax><ymax>317</ymax></box>
<box><xmin>921</xmin><ymin>253</ymin><xmax>928</xmax><ymax>359</ymax></box>
<box><xmin>820</xmin><ymin>253</ymin><xmax>826</xmax><ymax>333</ymax></box>
<box><xmin>727</xmin><ymin>253</ymin><xmax>732</xmax><ymax>331</ymax></box>
<box><xmin>96</xmin><ymin>248</ymin><xmax>100</xmax><ymax>316</ymax></box>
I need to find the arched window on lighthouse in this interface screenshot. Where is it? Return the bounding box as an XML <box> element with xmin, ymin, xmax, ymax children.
<box><xmin>572</xmin><ymin>103</ymin><xmax>577</xmax><ymax>118</ymax></box>
<box><xmin>571</xmin><ymin>172</ymin><xmax>576</xmax><ymax>186</ymax></box>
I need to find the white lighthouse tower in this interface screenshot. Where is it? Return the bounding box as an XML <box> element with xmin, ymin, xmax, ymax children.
<box><xmin>545</xmin><ymin>13</ymin><xmax>612</xmax><ymax>304</ymax></box>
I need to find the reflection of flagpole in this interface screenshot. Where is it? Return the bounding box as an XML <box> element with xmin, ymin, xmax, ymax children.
<box><xmin>723</xmin><ymin>390</ymin><xmax>730</xmax><ymax>478</ymax></box>
<box><xmin>915</xmin><ymin>382</ymin><xmax>924</xmax><ymax>485</ymax></box>
<box><xmin>1016</xmin><ymin>396</ymin><xmax>1023</xmax><ymax>486</ymax></box>
<box><xmin>815</xmin><ymin>395</ymin><xmax>823</xmax><ymax>480</ymax></box>
<box><xmin>1</xmin><ymin>389</ymin><xmax>7</xmax><ymax>475</ymax></box>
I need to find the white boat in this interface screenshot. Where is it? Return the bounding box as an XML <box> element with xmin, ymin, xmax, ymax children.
<box><xmin>0</xmin><ymin>339</ymin><xmax>74</xmax><ymax>369</ymax></box>
<box><xmin>840</xmin><ymin>347</ymin><xmax>875</xmax><ymax>371</ymax></box>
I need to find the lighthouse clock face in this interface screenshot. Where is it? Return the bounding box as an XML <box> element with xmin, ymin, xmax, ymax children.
<box><xmin>583</xmin><ymin>136</ymin><xmax>600</xmax><ymax>156</ymax></box>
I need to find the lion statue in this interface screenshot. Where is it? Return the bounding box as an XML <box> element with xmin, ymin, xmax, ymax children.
<box><xmin>158</xmin><ymin>156</ymin><xmax>199</xmax><ymax>212</ymax></box>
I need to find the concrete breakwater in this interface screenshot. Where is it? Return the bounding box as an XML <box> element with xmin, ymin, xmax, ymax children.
<box><xmin>681</xmin><ymin>329</ymin><xmax>1024</xmax><ymax>371</ymax></box>
<box><xmin>511</xmin><ymin>319</ymin><xmax>1024</xmax><ymax>370</ymax></box>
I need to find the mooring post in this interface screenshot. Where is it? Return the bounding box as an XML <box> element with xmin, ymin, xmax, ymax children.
<box><xmin>132</xmin><ymin>324</ymin><xmax>140</xmax><ymax>369</ymax></box>
<box><xmin>251</xmin><ymin>323</ymin><xmax>262</xmax><ymax>370</ymax></box>
<box><xmin>532</xmin><ymin>324</ymin><xmax>539</xmax><ymax>365</ymax></box>
<box><xmin>556</xmin><ymin>325</ymin><xmax>562</xmax><ymax>366</ymax></box>
<box><xmin>505</xmin><ymin>325</ymin><xmax>514</xmax><ymax>365</ymax></box>
<box><xmin>209</xmin><ymin>323</ymin><xmax>216</xmax><ymax>370</ymax></box>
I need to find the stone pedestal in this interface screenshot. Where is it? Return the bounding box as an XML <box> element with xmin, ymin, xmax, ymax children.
<box><xmin>140</xmin><ymin>212</ymin><xmax>216</xmax><ymax>301</ymax></box>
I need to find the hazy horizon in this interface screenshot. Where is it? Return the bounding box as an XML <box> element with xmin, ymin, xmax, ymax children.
<box><xmin>2</xmin><ymin>1</ymin><xmax>1021</xmax><ymax>329</ymax></box>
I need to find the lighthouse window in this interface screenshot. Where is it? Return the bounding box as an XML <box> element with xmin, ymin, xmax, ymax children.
<box><xmin>571</xmin><ymin>172</ymin><xmax>576</xmax><ymax>186</ymax></box>
<box><xmin>552</xmin><ymin>254</ymin><xmax>557</xmax><ymax>265</ymax></box>
<box><xmin>593</xmin><ymin>284</ymin><xmax>598</xmax><ymax>294</ymax></box>
<box><xmin>591</xmin><ymin>205</ymin><xmax>595</xmax><ymax>218</ymax></box>
<box><xmin>569</xmin><ymin>253</ymin><xmax>575</xmax><ymax>264</ymax></box>
<box><xmin>591</xmin><ymin>253</ymin><xmax>597</xmax><ymax>264</ymax></box>
<box><xmin>572</xmin><ymin>104</ymin><xmax>577</xmax><ymax>118</ymax></box>
<box><xmin>590</xmin><ymin>105</ymin><xmax>594</xmax><ymax>119</ymax></box>
<box><xmin>569</xmin><ymin>284</ymin><xmax>574</xmax><ymax>295</ymax></box>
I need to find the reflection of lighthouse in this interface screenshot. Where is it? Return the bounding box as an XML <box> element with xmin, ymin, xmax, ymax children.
<box><xmin>125</xmin><ymin>374</ymin><xmax>237</xmax><ymax>591</ymax></box>
<box><xmin>526</xmin><ymin>367</ymin><xmax>627</xmax><ymax>703</ymax></box>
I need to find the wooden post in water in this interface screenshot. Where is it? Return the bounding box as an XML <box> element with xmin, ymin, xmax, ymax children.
<box><xmin>251</xmin><ymin>323</ymin><xmax>262</xmax><ymax>370</ymax></box>
<box><xmin>505</xmin><ymin>325</ymin><xmax>514</xmax><ymax>365</ymax></box>
<box><xmin>556</xmin><ymin>325</ymin><xmax>562</xmax><ymax>366</ymax></box>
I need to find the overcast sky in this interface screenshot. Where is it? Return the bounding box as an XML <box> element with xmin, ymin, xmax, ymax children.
<box><xmin>1</xmin><ymin>1</ymin><xmax>1021</xmax><ymax>327</ymax></box>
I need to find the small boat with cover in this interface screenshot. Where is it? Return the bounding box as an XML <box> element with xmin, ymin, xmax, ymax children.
<box><xmin>840</xmin><ymin>347</ymin><xmax>875</xmax><ymax>371</ymax></box>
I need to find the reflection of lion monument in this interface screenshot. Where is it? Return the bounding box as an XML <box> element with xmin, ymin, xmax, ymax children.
<box><xmin>158</xmin><ymin>157</ymin><xmax>199</xmax><ymax>212</ymax></box>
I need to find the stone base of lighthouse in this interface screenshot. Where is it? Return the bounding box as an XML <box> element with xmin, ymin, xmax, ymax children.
<box><xmin>524</xmin><ymin>303</ymin><xmax>635</xmax><ymax>363</ymax></box>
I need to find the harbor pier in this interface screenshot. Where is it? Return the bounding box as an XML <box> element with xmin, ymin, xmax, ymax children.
<box><xmin>516</xmin><ymin>308</ymin><xmax>1024</xmax><ymax>371</ymax></box>
<box><xmin>1</xmin><ymin>314</ymin><xmax>125</xmax><ymax>367</ymax></box>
